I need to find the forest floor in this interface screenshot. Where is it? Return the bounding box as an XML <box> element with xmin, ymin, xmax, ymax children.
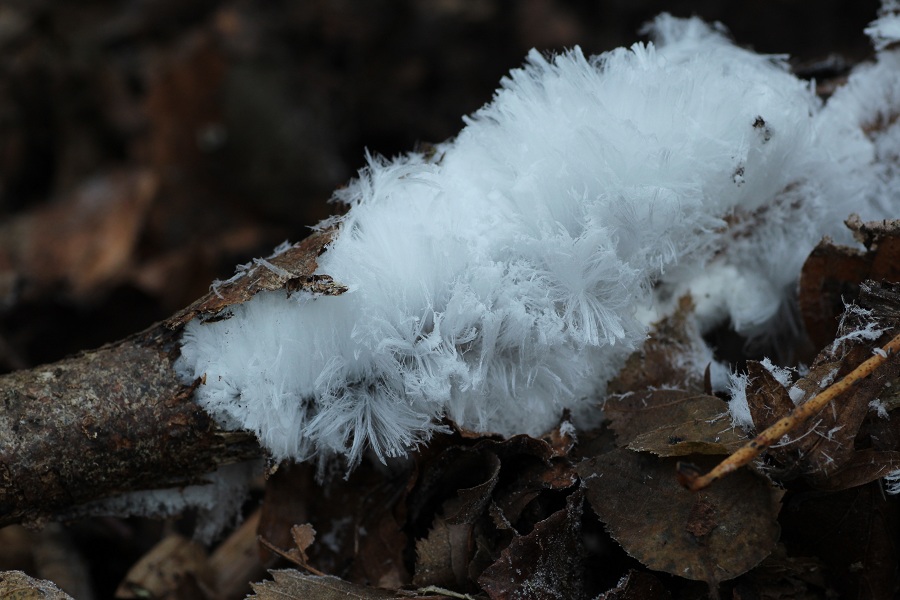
<box><xmin>0</xmin><ymin>2</ymin><xmax>895</xmax><ymax>599</ymax></box>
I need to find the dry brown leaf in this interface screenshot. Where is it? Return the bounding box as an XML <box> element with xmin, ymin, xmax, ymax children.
<box><xmin>741</xmin><ymin>361</ymin><xmax>806</xmax><ymax>472</ymax></box>
<box><xmin>478</xmin><ymin>490</ymin><xmax>584</xmax><ymax>600</ymax></box>
<box><xmin>413</xmin><ymin>451</ymin><xmax>500</xmax><ymax>589</ymax></box>
<box><xmin>209</xmin><ymin>509</ymin><xmax>268</xmax><ymax>600</ymax></box>
<box><xmin>0</xmin><ymin>169</ymin><xmax>157</xmax><ymax>303</ymax></box>
<box><xmin>779</xmin><ymin>302</ymin><xmax>900</xmax><ymax>481</ymax></box>
<box><xmin>259</xmin><ymin>522</ymin><xmax>323</xmax><ymax>577</ymax></box>
<box><xmin>799</xmin><ymin>216</ymin><xmax>900</xmax><ymax>348</ymax></box>
<box><xmin>731</xmin><ymin>545</ymin><xmax>829</xmax><ymax>600</ymax></box>
<box><xmin>413</xmin><ymin>516</ymin><xmax>471</xmax><ymax>590</ymax></box>
<box><xmin>0</xmin><ymin>570</ymin><xmax>74</xmax><ymax>600</ymax></box>
<box><xmin>606</xmin><ymin>390</ymin><xmax>725</xmax><ymax>449</ymax></box>
<box><xmin>409</xmin><ymin>434</ymin><xmax>574</xmax><ymax>538</ymax></box>
<box><xmin>490</xmin><ymin>457</ymin><xmax>576</xmax><ymax>530</ymax></box>
<box><xmin>745</xmin><ymin>361</ymin><xmax>796</xmax><ymax>433</ymax></box>
<box><xmin>799</xmin><ymin>240</ymin><xmax>871</xmax><ymax>349</ymax></box>
<box><xmin>694</xmin><ymin>283</ymin><xmax>900</xmax><ymax>491</ymax></box>
<box><xmin>789</xmin><ymin>360</ymin><xmax>876</xmax><ymax>478</ymax></box>
<box><xmin>115</xmin><ymin>534</ymin><xmax>213</xmax><ymax>599</ymax></box>
<box><xmin>258</xmin><ymin>461</ymin><xmax>411</xmax><ymax>588</ymax></box>
<box><xmin>290</xmin><ymin>524</ymin><xmax>316</xmax><ymax>564</ymax></box>
<box><xmin>811</xmin><ymin>449</ymin><xmax>900</xmax><ymax>491</ymax></box>
<box><xmin>578</xmin><ymin>449</ymin><xmax>782</xmax><ymax>589</ymax></box>
<box><xmin>627</xmin><ymin>395</ymin><xmax>746</xmax><ymax>457</ymax></box>
<box><xmin>250</xmin><ymin>570</ymin><xmax>453</xmax><ymax>599</ymax></box>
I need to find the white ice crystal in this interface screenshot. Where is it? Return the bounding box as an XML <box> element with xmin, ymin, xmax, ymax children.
<box><xmin>177</xmin><ymin>13</ymin><xmax>900</xmax><ymax>466</ymax></box>
<box><xmin>59</xmin><ymin>461</ymin><xmax>260</xmax><ymax>543</ymax></box>
<box><xmin>866</xmin><ymin>0</ymin><xmax>900</xmax><ymax>50</ymax></box>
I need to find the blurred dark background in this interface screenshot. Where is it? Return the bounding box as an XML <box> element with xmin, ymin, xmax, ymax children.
<box><xmin>0</xmin><ymin>0</ymin><xmax>882</xmax><ymax>368</ymax></box>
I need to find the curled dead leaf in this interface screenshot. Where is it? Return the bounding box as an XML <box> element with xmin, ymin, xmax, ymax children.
<box><xmin>413</xmin><ymin>452</ymin><xmax>501</xmax><ymax>590</ymax></box>
<box><xmin>478</xmin><ymin>490</ymin><xmax>584</xmax><ymax>600</ymax></box>
<box><xmin>799</xmin><ymin>216</ymin><xmax>900</xmax><ymax>348</ymax></box>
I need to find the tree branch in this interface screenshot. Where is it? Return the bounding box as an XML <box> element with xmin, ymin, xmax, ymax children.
<box><xmin>0</xmin><ymin>230</ymin><xmax>337</xmax><ymax>526</ymax></box>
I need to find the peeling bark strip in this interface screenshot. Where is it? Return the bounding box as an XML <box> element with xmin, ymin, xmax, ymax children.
<box><xmin>0</xmin><ymin>326</ymin><xmax>259</xmax><ymax>527</ymax></box>
<box><xmin>167</xmin><ymin>229</ymin><xmax>341</xmax><ymax>329</ymax></box>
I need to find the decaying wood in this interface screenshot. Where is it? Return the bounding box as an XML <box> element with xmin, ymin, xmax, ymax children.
<box><xmin>0</xmin><ymin>326</ymin><xmax>258</xmax><ymax>527</ymax></box>
<box><xmin>0</xmin><ymin>229</ymin><xmax>339</xmax><ymax>527</ymax></box>
<box><xmin>166</xmin><ymin>228</ymin><xmax>344</xmax><ymax>329</ymax></box>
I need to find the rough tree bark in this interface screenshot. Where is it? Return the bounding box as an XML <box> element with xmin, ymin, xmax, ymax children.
<box><xmin>0</xmin><ymin>230</ymin><xmax>339</xmax><ymax>526</ymax></box>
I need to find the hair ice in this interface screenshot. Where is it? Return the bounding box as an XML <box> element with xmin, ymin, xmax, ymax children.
<box><xmin>176</xmin><ymin>14</ymin><xmax>900</xmax><ymax>466</ymax></box>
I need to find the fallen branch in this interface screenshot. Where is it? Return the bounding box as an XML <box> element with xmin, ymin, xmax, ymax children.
<box><xmin>0</xmin><ymin>231</ymin><xmax>336</xmax><ymax>527</ymax></box>
<box><xmin>0</xmin><ymin>325</ymin><xmax>260</xmax><ymax>527</ymax></box>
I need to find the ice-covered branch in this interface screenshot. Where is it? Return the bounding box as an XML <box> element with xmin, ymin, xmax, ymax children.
<box><xmin>177</xmin><ymin>14</ymin><xmax>900</xmax><ymax>467</ymax></box>
<box><xmin>6</xmin><ymin>9</ymin><xmax>900</xmax><ymax>527</ymax></box>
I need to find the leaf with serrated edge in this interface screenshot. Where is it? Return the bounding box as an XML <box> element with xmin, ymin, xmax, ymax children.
<box><xmin>578</xmin><ymin>450</ymin><xmax>782</xmax><ymax>588</ymax></box>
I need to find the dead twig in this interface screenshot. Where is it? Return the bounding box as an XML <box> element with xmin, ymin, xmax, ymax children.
<box><xmin>678</xmin><ymin>331</ymin><xmax>900</xmax><ymax>491</ymax></box>
<box><xmin>257</xmin><ymin>535</ymin><xmax>327</xmax><ymax>577</ymax></box>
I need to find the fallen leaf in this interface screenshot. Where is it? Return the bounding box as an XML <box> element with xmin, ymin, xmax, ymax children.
<box><xmin>731</xmin><ymin>544</ymin><xmax>829</xmax><ymax>600</ymax></box>
<box><xmin>0</xmin><ymin>169</ymin><xmax>157</xmax><ymax>303</ymax></box>
<box><xmin>799</xmin><ymin>216</ymin><xmax>900</xmax><ymax>348</ymax></box>
<box><xmin>250</xmin><ymin>569</ymin><xmax>451</xmax><ymax>599</ymax></box>
<box><xmin>0</xmin><ymin>570</ymin><xmax>74</xmax><ymax>599</ymax></box>
<box><xmin>115</xmin><ymin>534</ymin><xmax>213</xmax><ymax>599</ymax></box>
<box><xmin>291</xmin><ymin>524</ymin><xmax>316</xmax><ymax>564</ymax></box>
<box><xmin>490</xmin><ymin>455</ymin><xmax>577</xmax><ymax>530</ymax></box>
<box><xmin>413</xmin><ymin>452</ymin><xmax>501</xmax><ymax>590</ymax></box>
<box><xmin>811</xmin><ymin>449</ymin><xmax>900</xmax><ymax>491</ymax></box>
<box><xmin>578</xmin><ymin>449</ymin><xmax>782</xmax><ymax>589</ymax></box>
<box><xmin>785</xmin><ymin>303</ymin><xmax>899</xmax><ymax>482</ymax></box>
<box><xmin>607</xmin><ymin>296</ymin><xmax>708</xmax><ymax>394</ymax></box>
<box><xmin>413</xmin><ymin>516</ymin><xmax>472</xmax><ymax>590</ymax></box>
<box><xmin>258</xmin><ymin>461</ymin><xmax>411</xmax><ymax>589</ymax></box>
<box><xmin>745</xmin><ymin>361</ymin><xmax>795</xmax><ymax>433</ymax></box>
<box><xmin>627</xmin><ymin>395</ymin><xmax>746</xmax><ymax>457</ymax></box>
<box><xmin>605</xmin><ymin>390</ymin><xmax>727</xmax><ymax>449</ymax></box>
<box><xmin>259</xmin><ymin>522</ymin><xmax>323</xmax><ymax>576</ymax></box>
<box><xmin>478</xmin><ymin>490</ymin><xmax>584</xmax><ymax>600</ymax></box>
<box><xmin>799</xmin><ymin>239</ymin><xmax>871</xmax><ymax>349</ymax></box>
<box><xmin>734</xmin><ymin>284</ymin><xmax>900</xmax><ymax>486</ymax></box>
<box><xmin>741</xmin><ymin>361</ymin><xmax>801</xmax><ymax>470</ymax></box>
